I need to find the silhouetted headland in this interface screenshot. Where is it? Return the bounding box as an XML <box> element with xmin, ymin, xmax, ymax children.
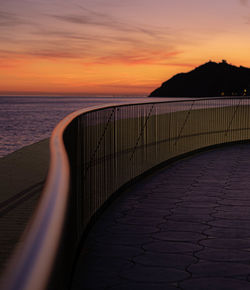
<box><xmin>149</xmin><ymin>60</ymin><xmax>250</xmax><ymax>97</ymax></box>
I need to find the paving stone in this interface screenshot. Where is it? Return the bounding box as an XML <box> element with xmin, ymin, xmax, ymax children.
<box><xmin>200</xmin><ymin>238</ymin><xmax>250</xmax><ymax>250</ymax></box>
<box><xmin>106</xmin><ymin>224</ymin><xmax>158</xmax><ymax>235</ymax></box>
<box><xmin>172</xmin><ymin>207</ymin><xmax>212</xmax><ymax>215</ymax></box>
<box><xmin>116</xmin><ymin>216</ymin><xmax>165</xmax><ymax>226</ymax></box>
<box><xmin>196</xmin><ymin>248</ymin><xmax>250</xmax><ymax>262</ymax></box>
<box><xmin>219</xmin><ymin>199</ymin><xmax>250</xmax><ymax>206</ymax></box>
<box><xmin>196</xmin><ymin>181</ymin><xmax>228</xmax><ymax>188</ymax></box>
<box><xmin>227</xmin><ymin>185</ymin><xmax>250</xmax><ymax>190</ymax></box>
<box><xmin>189</xmin><ymin>260</ymin><xmax>250</xmax><ymax>278</ymax></box>
<box><xmin>212</xmin><ymin>211</ymin><xmax>250</xmax><ymax>220</ymax></box>
<box><xmin>133</xmin><ymin>252</ymin><xmax>196</xmax><ymax>269</ymax></box>
<box><xmin>187</xmin><ymin>190</ymin><xmax>224</xmax><ymax>197</ymax></box>
<box><xmin>151</xmin><ymin>184</ymin><xmax>187</xmax><ymax>189</ymax></box>
<box><xmin>180</xmin><ymin>277</ymin><xmax>250</xmax><ymax>290</ymax></box>
<box><xmin>191</xmin><ymin>184</ymin><xmax>226</xmax><ymax>191</ymax></box>
<box><xmin>167</xmin><ymin>213</ymin><xmax>211</xmax><ymax>223</ymax></box>
<box><xmin>121</xmin><ymin>264</ymin><xmax>189</xmax><ymax>283</ymax></box>
<box><xmin>72</xmin><ymin>257</ymin><xmax>132</xmax><ymax>289</ymax></box>
<box><xmin>109</xmin><ymin>282</ymin><xmax>178</xmax><ymax>289</ymax></box>
<box><xmin>89</xmin><ymin>244</ymin><xmax>143</xmax><ymax>259</ymax></box>
<box><xmin>137</xmin><ymin>201</ymin><xmax>177</xmax><ymax>209</ymax></box>
<box><xmin>72</xmin><ymin>270</ymin><xmax>124</xmax><ymax>289</ymax></box>
<box><xmin>138</xmin><ymin>199</ymin><xmax>178</xmax><ymax>207</ymax></box>
<box><xmin>222</xmin><ymin>191</ymin><xmax>250</xmax><ymax>198</ymax></box>
<box><xmin>175</xmin><ymin>201</ymin><xmax>218</xmax><ymax>208</ymax></box>
<box><xmin>179</xmin><ymin>196</ymin><xmax>219</xmax><ymax>203</ymax></box>
<box><xmin>93</xmin><ymin>232</ymin><xmax>153</xmax><ymax>246</ymax></box>
<box><xmin>151</xmin><ymin>188</ymin><xmax>188</xmax><ymax>194</ymax></box>
<box><xmin>204</xmin><ymin>227</ymin><xmax>250</xmax><ymax>239</ymax></box>
<box><xmin>159</xmin><ymin>221</ymin><xmax>209</xmax><ymax>233</ymax></box>
<box><xmin>142</xmin><ymin>196</ymin><xmax>184</xmax><ymax>203</ymax></box>
<box><xmin>207</xmin><ymin>219</ymin><xmax>250</xmax><ymax>230</ymax></box>
<box><xmin>143</xmin><ymin>241</ymin><xmax>202</xmax><ymax>254</ymax></box>
<box><xmin>125</xmin><ymin>208</ymin><xmax>171</xmax><ymax>217</ymax></box>
<box><xmin>113</xmin><ymin>204</ymin><xmax>140</xmax><ymax>212</ymax></box>
<box><xmin>120</xmin><ymin>192</ymin><xmax>149</xmax><ymax>200</ymax></box>
<box><xmin>153</xmin><ymin>230</ymin><xmax>205</xmax><ymax>243</ymax></box>
<box><xmin>96</xmin><ymin>211</ymin><xmax>124</xmax><ymax>222</ymax></box>
<box><xmin>215</xmin><ymin>205</ymin><xmax>250</xmax><ymax>212</ymax></box>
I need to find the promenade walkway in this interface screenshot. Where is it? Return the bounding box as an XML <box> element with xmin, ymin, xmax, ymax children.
<box><xmin>72</xmin><ymin>143</ymin><xmax>250</xmax><ymax>290</ymax></box>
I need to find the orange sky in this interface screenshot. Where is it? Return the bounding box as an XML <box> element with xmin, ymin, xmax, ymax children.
<box><xmin>1</xmin><ymin>0</ymin><xmax>250</xmax><ymax>96</ymax></box>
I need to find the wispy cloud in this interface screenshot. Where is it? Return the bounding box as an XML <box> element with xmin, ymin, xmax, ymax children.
<box><xmin>240</xmin><ymin>0</ymin><xmax>249</xmax><ymax>6</ymax></box>
<box><xmin>28</xmin><ymin>49</ymin><xmax>78</xmax><ymax>59</ymax></box>
<box><xmin>85</xmin><ymin>50</ymin><xmax>182</xmax><ymax>66</ymax></box>
<box><xmin>0</xmin><ymin>3</ymin><xmax>187</xmax><ymax>67</ymax></box>
<box><xmin>26</xmin><ymin>6</ymin><xmax>180</xmax><ymax>64</ymax></box>
<box><xmin>0</xmin><ymin>3</ymin><xmax>185</xmax><ymax>66</ymax></box>
<box><xmin>50</xmin><ymin>6</ymin><xmax>172</xmax><ymax>39</ymax></box>
<box><xmin>0</xmin><ymin>10</ymin><xmax>30</xmax><ymax>27</ymax></box>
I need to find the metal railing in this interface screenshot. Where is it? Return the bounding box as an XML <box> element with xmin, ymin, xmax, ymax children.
<box><xmin>1</xmin><ymin>97</ymin><xmax>250</xmax><ymax>289</ymax></box>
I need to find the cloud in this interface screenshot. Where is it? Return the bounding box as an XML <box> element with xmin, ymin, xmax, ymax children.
<box><xmin>28</xmin><ymin>49</ymin><xmax>78</xmax><ymax>59</ymax></box>
<box><xmin>240</xmin><ymin>0</ymin><xmax>249</xmax><ymax>6</ymax></box>
<box><xmin>31</xmin><ymin>6</ymin><xmax>182</xmax><ymax>63</ymax></box>
<box><xmin>0</xmin><ymin>10</ymin><xmax>30</xmax><ymax>27</ymax></box>
<box><xmin>50</xmin><ymin>6</ymin><xmax>171</xmax><ymax>39</ymax></box>
<box><xmin>15</xmin><ymin>6</ymin><xmax>178</xmax><ymax>63</ymax></box>
<box><xmin>0</xmin><ymin>51</ymin><xmax>29</xmax><ymax>69</ymax></box>
<box><xmin>0</xmin><ymin>5</ymin><xmax>182</xmax><ymax>66</ymax></box>
<box><xmin>83</xmin><ymin>50</ymin><xmax>181</xmax><ymax>66</ymax></box>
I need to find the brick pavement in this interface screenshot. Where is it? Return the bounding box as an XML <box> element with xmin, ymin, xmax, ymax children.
<box><xmin>72</xmin><ymin>144</ymin><xmax>250</xmax><ymax>290</ymax></box>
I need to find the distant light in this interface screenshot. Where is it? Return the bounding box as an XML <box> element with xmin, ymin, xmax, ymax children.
<box><xmin>221</xmin><ymin>92</ymin><xmax>225</xmax><ymax>96</ymax></box>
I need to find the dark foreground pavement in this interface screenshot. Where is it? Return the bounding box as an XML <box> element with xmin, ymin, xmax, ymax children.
<box><xmin>0</xmin><ymin>139</ymin><xmax>49</xmax><ymax>272</ymax></box>
<box><xmin>72</xmin><ymin>144</ymin><xmax>250</xmax><ymax>290</ymax></box>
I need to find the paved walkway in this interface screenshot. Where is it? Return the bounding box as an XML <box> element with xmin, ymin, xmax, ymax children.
<box><xmin>72</xmin><ymin>144</ymin><xmax>250</xmax><ymax>290</ymax></box>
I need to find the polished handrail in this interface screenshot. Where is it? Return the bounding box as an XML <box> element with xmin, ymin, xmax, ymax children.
<box><xmin>0</xmin><ymin>104</ymin><xmax>120</xmax><ymax>289</ymax></box>
<box><xmin>1</xmin><ymin>97</ymin><xmax>250</xmax><ymax>290</ymax></box>
<box><xmin>0</xmin><ymin>108</ymin><xmax>71</xmax><ymax>290</ymax></box>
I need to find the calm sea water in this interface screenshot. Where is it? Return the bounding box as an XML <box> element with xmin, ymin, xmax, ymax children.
<box><xmin>0</xmin><ymin>95</ymin><xmax>174</xmax><ymax>157</ymax></box>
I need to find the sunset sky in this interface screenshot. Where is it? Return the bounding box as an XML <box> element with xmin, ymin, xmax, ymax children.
<box><xmin>1</xmin><ymin>0</ymin><xmax>250</xmax><ymax>96</ymax></box>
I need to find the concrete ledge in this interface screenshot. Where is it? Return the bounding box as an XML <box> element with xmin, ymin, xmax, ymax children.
<box><xmin>0</xmin><ymin>139</ymin><xmax>50</xmax><ymax>272</ymax></box>
<box><xmin>0</xmin><ymin>138</ymin><xmax>50</xmax><ymax>203</ymax></box>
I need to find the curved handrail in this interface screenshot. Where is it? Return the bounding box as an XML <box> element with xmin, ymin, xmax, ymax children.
<box><xmin>1</xmin><ymin>97</ymin><xmax>250</xmax><ymax>289</ymax></box>
<box><xmin>0</xmin><ymin>109</ymin><xmax>70</xmax><ymax>290</ymax></box>
<box><xmin>0</xmin><ymin>103</ymin><xmax>121</xmax><ymax>289</ymax></box>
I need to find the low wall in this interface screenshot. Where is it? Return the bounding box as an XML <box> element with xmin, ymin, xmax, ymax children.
<box><xmin>0</xmin><ymin>138</ymin><xmax>50</xmax><ymax>203</ymax></box>
<box><xmin>0</xmin><ymin>139</ymin><xmax>50</xmax><ymax>272</ymax></box>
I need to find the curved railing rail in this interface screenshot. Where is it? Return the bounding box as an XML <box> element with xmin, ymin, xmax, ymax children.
<box><xmin>1</xmin><ymin>97</ymin><xmax>250</xmax><ymax>289</ymax></box>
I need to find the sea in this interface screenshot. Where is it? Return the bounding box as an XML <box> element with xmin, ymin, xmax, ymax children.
<box><xmin>0</xmin><ymin>95</ymin><xmax>174</xmax><ymax>158</ymax></box>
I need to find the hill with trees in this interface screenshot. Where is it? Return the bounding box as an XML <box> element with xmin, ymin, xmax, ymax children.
<box><xmin>149</xmin><ymin>60</ymin><xmax>250</xmax><ymax>97</ymax></box>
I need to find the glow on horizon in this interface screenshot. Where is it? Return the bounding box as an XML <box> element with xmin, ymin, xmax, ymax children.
<box><xmin>1</xmin><ymin>0</ymin><xmax>250</xmax><ymax>96</ymax></box>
